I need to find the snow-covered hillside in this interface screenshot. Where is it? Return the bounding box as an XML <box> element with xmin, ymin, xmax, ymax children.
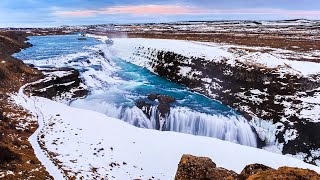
<box><xmin>13</xmin><ymin>88</ymin><xmax>320</xmax><ymax>179</ymax></box>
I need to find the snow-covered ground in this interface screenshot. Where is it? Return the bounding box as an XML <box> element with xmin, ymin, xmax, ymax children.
<box><xmin>111</xmin><ymin>38</ymin><xmax>320</xmax><ymax>77</ymax></box>
<box><xmin>13</xmin><ymin>87</ymin><xmax>320</xmax><ymax>179</ymax></box>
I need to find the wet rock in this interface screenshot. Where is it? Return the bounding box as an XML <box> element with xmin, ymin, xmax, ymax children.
<box><xmin>239</xmin><ymin>163</ymin><xmax>274</xmax><ymax>179</ymax></box>
<box><xmin>157</xmin><ymin>103</ymin><xmax>170</xmax><ymax>118</ymax></box>
<box><xmin>175</xmin><ymin>154</ymin><xmax>237</xmax><ymax>180</ymax></box>
<box><xmin>146</xmin><ymin>94</ymin><xmax>176</xmax><ymax>116</ymax></box>
<box><xmin>136</xmin><ymin>94</ymin><xmax>176</xmax><ymax>130</ymax></box>
<box><xmin>147</xmin><ymin>94</ymin><xmax>158</xmax><ymax>101</ymax></box>
<box><xmin>135</xmin><ymin>100</ymin><xmax>152</xmax><ymax>119</ymax></box>
<box><xmin>147</xmin><ymin>94</ymin><xmax>176</xmax><ymax>104</ymax></box>
<box><xmin>158</xmin><ymin>95</ymin><xmax>176</xmax><ymax>104</ymax></box>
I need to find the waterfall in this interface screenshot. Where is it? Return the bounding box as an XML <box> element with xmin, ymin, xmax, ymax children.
<box><xmin>16</xmin><ymin>35</ymin><xmax>258</xmax><ymax>150</ymax></box>
<box><xmin>71</xmin><ymin>101</ymin><xmax>257</xmax><ymax>147</ymax></box>
<box><xmin>166</xmin><ymin>107</ymin><xmax>257</xmax><ymax>147</ymax></box>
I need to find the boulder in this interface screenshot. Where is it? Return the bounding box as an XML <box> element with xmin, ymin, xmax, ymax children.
<box><xmin>175</xmin><ymin>154</ymin><xmax>237</xmax><ymax>180</ymax></box>
<box><xmin>239</xmin><ymin>163</ymin><xmax>274</xmax><ymax>179</ymax></box>
<box><xmin>247</xmin><ymin>167</ymin><xmax>320</xmax><ymax>180</ymax></box>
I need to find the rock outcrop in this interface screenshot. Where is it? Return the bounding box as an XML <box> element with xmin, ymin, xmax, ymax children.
<box><xmin>175</xmin><ymin>154</ymin><xmax>320</xmax><ymax>180</ymax></box>
<box><xmin>25</xmin><ymin>68</ymin><xmax>88</xmax><ymax>101</ymax></box>
<box><xmin>175</xmin><ymin>154</ymin><xmax>237</xmax><ymax>180</ymax></box>
<box><xmin>135</xmin><ymin>94</ymin><xmax>176</xmax><ymax>130</ymax></box>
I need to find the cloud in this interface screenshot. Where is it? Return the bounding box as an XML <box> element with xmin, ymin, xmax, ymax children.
<box><xmin>54</xmin><ymin>4</ymin><xmax>320</xmax><ymax>19</ymax></box>
<box><xmin>54</xmin><ymin>5</ymin><xmax>206</xmax><ymax>17</ymax></box>
<box><xmin>56</xmin><ymin>10</ymin><xmax>98</xmax><ymax>17</ymax></box>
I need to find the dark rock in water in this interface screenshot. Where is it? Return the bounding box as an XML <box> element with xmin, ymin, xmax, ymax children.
<box><xmin>147</xmin><ymin>94</ymin><xmax>176</xmax><ymax>104</ymax></box>
<box><xmin>158</xmin><ymin>95</ymin><xmax>176</xmax><ymax>104</ymax></box>
<box><xmin>135</xmin><ymin>100</ymin><xmax>149</xmax><ymax>109</ymax></box>
<box><xmin>239</xmin><ymin>163</ymin><xmax>274</xmax><ymax>179</ymax></box>
<box><xmin>175</xmin><ymin>154</ymin><xmax>237</xmax><ymax>180</ymax></box>
<box><xmin>135</xmin><ymin>100</ymin><xmax>152</xmax><ymax>119</ymax></box>
<box><xmin>136</xmin><ymin>94</ymin><xmax>176</xmax><ymax>130</ymax></box>
<box><xmin>77</xmin><ymin>38</ymin><xmax>87</xmax><ymax>41</ymax></box>
<box><xmin>157</xmin><ymin>103</ymin><xmax>170</xmax><ymax>118</ymax></box>
<box><xmin>147</xmin><ymin>94</ymin><xmax>158</xmax><ymax>101</ymax></box>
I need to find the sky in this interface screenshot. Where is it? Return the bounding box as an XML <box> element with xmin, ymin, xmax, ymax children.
<box><xmin>0</xmin><ymin>0</ymin><xmax>320</xmax><ymax>27</ymax></box>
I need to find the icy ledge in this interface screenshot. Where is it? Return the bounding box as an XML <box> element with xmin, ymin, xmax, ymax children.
<box><xmin>13</xmin><ymin>90</ymin><xmax>320</xmax><ymax>179</ymax></box>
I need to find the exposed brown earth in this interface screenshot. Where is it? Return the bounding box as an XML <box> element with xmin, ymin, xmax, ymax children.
<box><xmin>175</xmin><ymin>154</ymin><xmax>320</xmax><ymax>180</ymax></box>
<box><xmin>126</xmin><ymin>32</ymin><xmax>320</xmax><ymax>54</ymax></box>
<box><xmin>0</xmin><ymin>31</ymin><xmax>52</xmax><ymax>179</ymax></box>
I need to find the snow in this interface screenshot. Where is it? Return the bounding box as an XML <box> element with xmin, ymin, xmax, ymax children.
<box><xmin>179</xmin><ymin>66</ymin><xmax>192</xmax><ymax>77</ymax></box>
<box><xmin>13</xmin><ymin>88</ymin><xmax>320</xmax><ymax>179</ymax></box>
<box><xmin>86</xmin><ymin>34</ymin><xmax>109</xmax><ymax>42</ymax></box>
<box><xmin>43</xmin><ymin>71</ymin><xmax>73</xmax><ymax>78</ymax></box>
<box><xmin>283</xmin><ymin>129</ymin><xmax>298</xmax><ymax>144</ymax></box>
<box><xmin>110</xmin><ymin>38</ymin><xmax>320</xmax><ymax>77</ymax></box>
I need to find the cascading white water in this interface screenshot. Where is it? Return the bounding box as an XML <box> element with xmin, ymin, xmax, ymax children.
<box><xmin>166</xmin><ymin>107</ymin><xmax>257</xmax><ymax>147</ymax></box>
<box><xmin>72</xmin><ymin>100</ymin><xmax>257</xmax><ymax>147</ymax></box>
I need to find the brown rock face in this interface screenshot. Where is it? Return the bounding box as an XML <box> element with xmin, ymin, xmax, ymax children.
<box><xmin>239</xmin><ymin>164</ymin><xmax>274</xmax><ymax>179</ymax></box>
<box><xmin>175</xmin><ymin>154</ymin><xmax>320</xmax><ymax>180</ymax></box>
<box><xmin>248</xmin><ymin>167</ymin><xmax>320</xmax><ymax>180</ymax></box>
<box><xmin>175</xmin><ymin>154</ymin><xmax>237</xmax><ymax>180</ymax></box>
<box><xmin>0</xmin><ymin>31</ymin><xmax>52</xmax><ymax>179</ymax></box>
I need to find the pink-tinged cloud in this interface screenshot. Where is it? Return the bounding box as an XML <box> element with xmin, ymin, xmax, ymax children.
<box><xmin>55</xmin><ymin>5</ymin><xmax>206</xmax><ymax>17</ymax></box>
<box><xmin>56</xmin><ymin>10</ymin><xmax>98</xmax><ymax>17</ymax></box>
<box><xmin>103</xmin><ymin>5</ymin><xmax>205</xmax><ymax>15</ymax></box>
<box><xmin>54</xmin><ymin>5</ymin><xmax>320</xmax><ymax>18</ymax></box>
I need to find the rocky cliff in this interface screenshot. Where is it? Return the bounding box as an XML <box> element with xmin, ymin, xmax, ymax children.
<box><xmin>112</xmin><ymin>38</ymin><xmax>320</xmax><ymax>165</ymax></box>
